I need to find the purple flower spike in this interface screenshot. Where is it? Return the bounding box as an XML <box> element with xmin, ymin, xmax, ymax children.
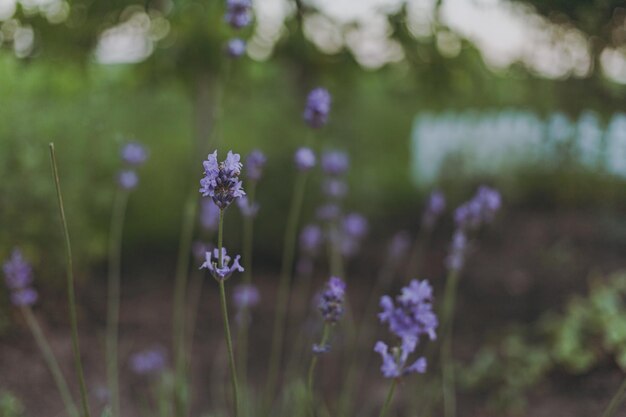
<box><xmin>294</xmin><ymin>147</ymin><xmax>316</xmax><ymax>171</ymax></box>
<box><xmin>118</xmin><ymin>170</ymin><xmax>139</xmax><ymax>190</ymax></box>
<box><xmin>303</xmin><ymin>88</ymin><xmax>331</xmax><ymax>129</ymax></box>
<box><xmin>312</xmin><ymin>343</ymin><xmax>330</xmax><ymax>354</ymax></box>
<box><xmin>226</xmin><ymin>38</ymin><xmax>246</xmax><ymax>58</ymax></box>
<box><xmin>422</xmin><ymin>190</ymin><xmax>446</xmax><ymax>228</ymax></box>
<box><xmin>446</xmin><ymin>229</ymin><xmax>467</xmax><ymax>272</ymax></box>
<box><xmin>200</xmin><ymin>150</ymin><xmax>246</xmax><ymax>209</ymax></box>
<box><xmin>300</xmin><ymin>224</ymin><xmax>323</xmax><ymax>255</ymax></box>
<box><xmin>322</xmin><ymin>178</ymin><xmax>348</xmax><ymax>199</ymax></box>
<box><xmin>245</xmin><ymin>149</ymin><xmax>267</xmax><ymax>181</ymax></box>
<box><xmin>11</xmin><ymin>287</ymin><xmax>38</xmax><ymax>307</ymax></box>
<box><xmin>130</xmin><ymin>347</ymin><xmax>167</xmax><ymax>376</ymax></box>
<box><xmin>321</xmin><ymin>151</ymin><xmax>349</xmax><ymax>176</ymax></box>
<box><xmin>343</xmin><ymin>213</ymin><xmax>368</xmax><ymax>239</ymax></box>
<box><xmin>455</xmin><ymin>186</ymin><xmax>501</xmax><ymax>230</ymax></box>
<box><xmin>237</xmin><ymin>196</ymin><xmax>259</xmax><ymax>218</ymax></box>
<box><xmin>200</xmin><ymin>247</ymin><xmax>244</xmax><ymax>281</ymax></box>
<box><xmin>121</xmin><ymin>142</ymin><xmax>148</xmax><ymax>166</ymax></box>
<box><xmin>224</xmin><ymin>0</ymin><xmax>253</xmax><ymax>29</ymax></box>
<box><xmin>318</xmin><ymin>276</ymin><xmax>346</xmax><ymax>324</ymax></box>
<box><xmin>233</xmin><ymin>284</ymin><xmax>260</xmax><ymax>309</ymax></box>
<box><xmin>3</xmin><ymin>249</ymin><xmax>33</xmax><ymax>290</ymax></box>
<box><xmin>374</xmin><ymin>337</ymin><xmax>427</xmax><ymax>378</ymax></box>
<box><xmin>378</xmin><ymin>279</ymin><xmax>438</xmax><ymax>342</ymax></box>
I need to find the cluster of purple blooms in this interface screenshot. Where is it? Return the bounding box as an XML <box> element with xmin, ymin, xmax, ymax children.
<box><xmin>295</xmin><ymin>147</ymin><xmax>316</xmax><ymax>171</ymax></box>
<box><xmin>313</xmin><ymin>277</ymin><xmax>346</xmax><ymax>353</ymax></box>
<box><xmin>339</xmin><ymin>212</ymin><xmax>369</xmax><ymax>257</ymax></box>
<box><xmin>200</xmin><ymin>150</ymin><xmax>246</xmax><ymax>210</ymax></box>
<box><xmin>447</xmin><ymin>186</ymin><xmax>501</xmax><ymax>272</ymax></box>
<box><xmin>224</xmin><ymin>0</ymin><xmax>252</xmax><ymax>58</ymax></box>
<box><xmin>303</xmin><ymin>88</ymin><xmax>332</xmax><ymax>129</ymax></box>
<box><xmin>118</xmin><ymin>141</ymin><xmax>148</xmax><ymax>190</ymax></box>
<box><xmin>3</xmin><ymin>249</ymin><xmax>37</xmax><ymax>307</ymax></box>
<box><xmin>129</xmin><ymin>347</ymin><xmax>167</xmax><ymax>376</ymax></box>
<box><xmin>375</xmin><ymin>279</ymin><xmax>438</xmax><ymax>378</ymax></box>
<box><xmin>200</xmin><ymin>247</ymin><xmax>244</xmax><ymax>281</ymax></box>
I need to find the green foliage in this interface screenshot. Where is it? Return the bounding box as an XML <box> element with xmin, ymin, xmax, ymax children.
<box><xmin>0</xmin><ymin>391</ymin><xmax>25</xmax><ymax>417</ymax></box>
<box><xmin>462</xmin><ymin>271</ymin><xmax>626</xmax><ymax>413</ymax></box>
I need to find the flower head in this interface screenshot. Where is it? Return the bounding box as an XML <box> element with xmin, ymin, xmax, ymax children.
<box><xmin>3</xmin><ymin>249</ymin><xmax>33</xmax><ymax>290</ymax></box>
<box><xmin>312</xmin><ymin>343</ymin><xmax>330</xmax><ymax>354</ymax></box>
<box><xmin>343</xmin><ymin>213</ymin><xmax>368</xmax><ymax>239</ymax></box>
<box><xmin>321</xmin><ymin>150</ymin><xmax>349</xmax><ymax>176</ymax></box>
<box><xmin>446</xmin><ymin>229</ymin><xmax>467</xmax><ymax>272</ymax></box>
<box><xmin>455</xmin><ymin>186</ymin><xmax>501</xmax><ymax>230</ymax></box>
<box><xmin>130</xmin><ymin>347</ymin><xmax>166</xmax><ymax>375</ymax></box>
<box><xmin>121</xmin><ymin>142</ymin><xmax>148</xmax><ymax>166</ymax></box>
<box><xmin>300</xmin><ymin>224</ymin><xmax>323</xmax><ymax>255</ymax></box>
<box><xmin>374</xmin><ymin>337</ymin><xmax>427</xmax><ymax>379</ymax></box>
<box><xmin>200</xmin><ymin>150</ymin><xmax>246</xmax><ymax>209</ymax></box>
<box><xmin>226</xmin><ymin>38</ymin><xmax>246</xmax><ymax>58</ymax></box>
<box><xmin>11</xmin><ymin>287</ymin><xmax>38</xmax><ymax>307</ymax></box>
<box><xmin>245</xmin><ymin>149</ymin><xmax>267</xmax><ymax>181</ymax></box>
<box><xmin>378</xmin><ymin>279</ymin><xmax>438</xmax><ymax>342</ymax></box>
<box><xmin>303</xmin><ymin>88</ymin><xmax>332</xmax><ymax>129</ymax></box>
<box><xmin>318</xmin><ymin>276</ymin><xmax>346</xmax><ymax>324</ymax></box>
<box><xmin>322</xmin><ymin>178</ymin><xmax>348</xmax><ymax>199</ymax></box>
<box><xmin>422</xmin><ymin>190</ymin><xmax>446</xmax><ymax>228</ymax></box>
<box><xmin>294</xmin><ymin>147</ymin><xmax>316</xmax><ymax>171</ymax></box>
<box><xmin>118</xmin><ymin>170</ymin><xmax>138</xmax><ymax>190</ymax></box>
<box><xmin>237</xmin><ymin>196</ymin><xmax>259</xmax><ymax>218</ymax></box>
<box><xmin>200</xmin><ymin>247</ymin><xmax>244</xmax><ymax>281</ymax></box>
<box><xmin>233</xmin><ymin>283</ymin><xmax>260</xmax><ymax>310</ymax></box>
<box><xmin>224</xmin><ymin>0</ymin><xmax>253</xmax><ymax>29</ymax></box>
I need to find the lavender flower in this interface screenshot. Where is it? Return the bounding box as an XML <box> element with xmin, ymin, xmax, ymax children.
<box><xmin>200</xmin><ymin>150</ymin><xmax>246</xmax><ymax>209</ymax></box>
<box><xmin>322</xmin><ymin>178</ymin><xmax>348</xmax><ymax>199</ymax></box>
<box><xmin>233</xmin><ymin>284</ymin><xmax>260</xmax><ymax>310</ymax></box>
<box><xmin>3</xmin><ymin>249</ymin><xmax>37</xmax><ymax>307</ymax></box>
<box><xmin>312</xmin><ymin>343</ymin><xmax>330</xmax><ymax>354</ymax></box>
<box><xmin>224</xmin><ymin>0</ymin><xmax>253</xmax><ymax>29</ymax></box>
<box><xmin>343</xmin><ymin>213</ymin><xmax>368</xmax><ymax>239</ymax></box>
<box><xmin>374</xmin><ymin>337</ymin><xmax>427</xmax><ymax>378</ymax></box>
<box><xmin>445</xmin><ymin>229</ymin><xmax>467</xmax><ymax>272</ymax></box>
<box><xmin>318</xmin><ymin>276</ymin><xmax>346</xmax><ymax>324</ymax></box>
<box><xmin>3</xmin><ymin>249</ymin><xmax>33</xmax><ymax>290</ymax></box>
<box><xmin>226</xmin><ymin>38</ymin><xmax>246</xmax><ymax>58</ymax></box>
<box><xmin>237</xmin><ymin>196</ymin><xmax>259</xmax><ymax>218</ymax></box>
<box><xmin>130</xmin><ymin>348</ymin><xmax>166</xmax><ymax>375</ymax></box>
<box><xmin>387</xmin><ymin>231</ymin><xmax>411</xmax><ymax>261</ymax></box>
<box><xmin>118</xmin><ymin>170</ymin><xmax>138</xmax><ymax>190</ymax></box>
<box><xmin>378</xmin><ymin>279</ymin><xmax>438</xmax><ymax>343</ymax></box>
<box><xmin>294</xmin><ymin>147</ymin><xmax>316</xmax><ymax>171</ymax></box>
<box><xmin>121</xmin><ymin>142</ymin><xmax>148</xmax><ymax>166</ymax></box>
<box><xmin>200</xmin><ymin>198</ymin><xmax>220</xmax><ymax>231</ymax></box>
<box><xmin>454</xmin><ymin>186</ymin><xmax>501</xmax><ymax>230</ymax></box>
<box><xmin>422</xmin><ymin>190</ymin><xmax>446</xmax><ymax>228</ymax></box>
<box><xmin>245</xmin><ymin>149</ymin><xmax>267</xmax><ymax>181</ymax></box>
<box><xmin>300</xmin><ymin>224</ymin><xmax>323</xmax><ymax>255</ymax></box>
<box><xmin>321</xmin><ymin>151</ymin><xmax>349</xmax><ymax>176</ymax></box>
<box><xmin>303</xmin><ymin>88</ymin><xmax>331</xmax><ymax>129</ymax></box>
<box><xmin>200</xmin><ymin>247</ymin><xmax>244</xmax><ymax>281</ymax></box>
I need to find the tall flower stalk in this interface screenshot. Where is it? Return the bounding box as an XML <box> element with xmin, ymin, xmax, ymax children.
<box><xmin>106</xmin><ymin>141</ymin><xmax>148</xmax><ymax>417</ymax></box>
<box><xmin>199</xmin><ymin>150</ymin><xmax>246</xmax><ymax>417</ymax></box>
<box><xmin>49</xmin><ymin>143</ymin><xmax>92</xmax><ymax>417</ymax></box>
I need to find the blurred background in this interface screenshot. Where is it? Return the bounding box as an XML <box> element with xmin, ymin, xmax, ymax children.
<box><xmin>3</xmin><ymin>0</ymin><xmax>626</xmax><ymax>416</ymax></box>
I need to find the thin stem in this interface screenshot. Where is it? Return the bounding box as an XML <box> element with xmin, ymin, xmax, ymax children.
<box><xmin>265</xmin><ymin>171</ymin><xmax>309</xmax><ymax>410</ymax></box>
<box><xmin>602</xmin><ymin>376</ymin><xmax>626</xmax><ymax>417</ymax></box>
<box><xmin>21</xmin><ymin>306</ymin><xmax>79</xmax><ymax>417</ymax></box>
<box><xmin>49</xmin><ymin>143</ymin><xmax>92</xmax><ymax>417</ymax></box>
<box><xmin>378</xmin><ymin>379</ymin><xmax>397</xmax><ymax>417</ymax></box>
<box><xmin>441</xmin><ymin>269</ymin><xmax>460</xmax><ymax>417</ymax></box>
<box><xmin>172</xmin><ymin>189</ymin><xmax>198</xmax><ymax>417</ymax></box>
<box><xmin>307</xmin><ymin>324</ymin><xmax>331</xmax><ymax>417</ymax></box>
<box><xmin>217</xmin><ymin>209</ymin><xmax>240</xmax><ymax>417</ymax></box>
<box><xmin>105</xmin><ymin>189</ymin><xmax>130</xmax><ymax>417</ymax></box>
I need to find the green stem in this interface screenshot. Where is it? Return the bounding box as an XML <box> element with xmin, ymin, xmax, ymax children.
<box><xmin>172</xmin><ymin>189</ymin><xmax>198</xmax><ymax>417</ymax></box>
<box><xmin>217</xmin><ymin>209</ymin><xmax>240</xmax><ymax>417</ymax></box>
<box><xmin>307</xmin><ymin>324</ymin><xmax>331</xmax><ymax>417</ymax></box>
<box><xmin>378</xmin><ymin>379</ymin><xmax>397</xmax><ymax>417</ymax></box>
<box><xmin>21</xmin><ymin>306</ymin><xmax>79</xmax><ymax>417</ymax></box>
<box><xmin>265</xmin><ymin>171</ymin><xmax>309</xmax><ymax>410</ymax></box>
<box><xmin>105</xmin><ymin>189</ymin><xmax>129</xmax><ymax>417</ymax></box>
<box><xmin>441</xmin><ymin>270</ymin><xmax>460</xmax><ymax>417</ymax></box>
<box><xmin>48</xmin><ymin>143</ymin><xmax>92</xmax><ymax>417</ymax></box>
<box><xmin>602</xmin><ymin>376</ymin><xmax>626</xmax><ymax>417</ymax></box>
